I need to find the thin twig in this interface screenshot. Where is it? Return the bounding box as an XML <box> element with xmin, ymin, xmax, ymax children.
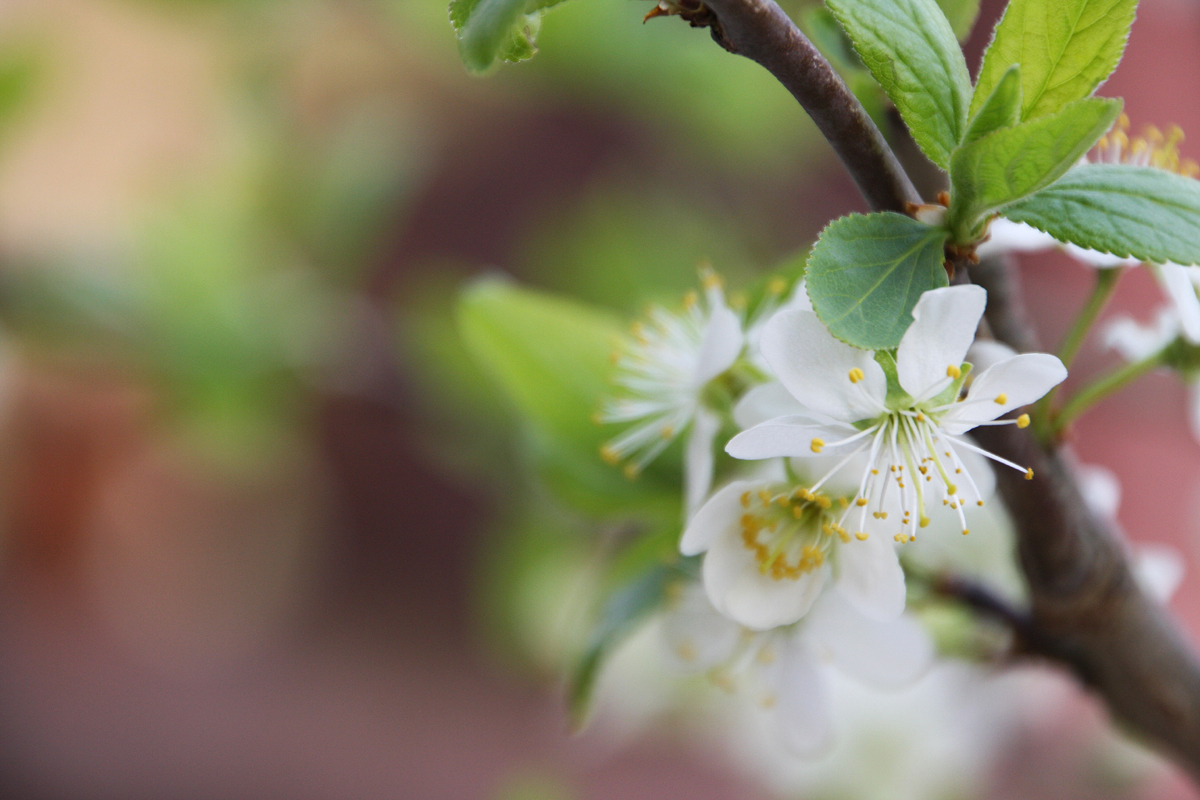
<box><xmin>667</xmin><ymin>0</ymin><xmax>922</xmax><ymax>214</ymax></box>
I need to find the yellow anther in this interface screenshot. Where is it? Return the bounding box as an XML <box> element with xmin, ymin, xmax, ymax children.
<box><xmin>792</xmin><ymin>505</ymin><xmax>802</xmax><ymax>518</ymax></box>
<box><xmin>683</xmin><ymin>290</ymin><xmax>698</xmax><ymax>309</ymax></box>
<box><xmin>1016</xmin><ymin>413</ymin><xmax>1030</xmax><ymax>429</ymax></box>
<box><xmin>600</xmin><ymin>445</ymin><xmax>620</xmax><ymax>465</ymax></box>
<box><xmin>676</xmin><ymin>642</ymin><xmax>697</xmax><ymax>662</ymax></box>
<box><xmin>855</xmin><ymin>497</ymin><xmax>868</xmax><ymax>506</ymax></box>
<box><xmin>854</xmin><ymin>532</ymin><xmax>869</xmax><ymax>541</ymax></box>
<box><xmin>837</xmin><ymin>497</ymin><xmax>849</xmax><ymax>508</ymax></box>
<box><xmin>919</xmin><ymin>515</ymin><xmax>930</xmax><ymax>528</ymax></box>
<box><xmin>816</xmin><ymin>495</ymin><xmax>832</xmax><ymax>509</ymax></box>
<box><xmin>871</xmin><ymin>469</ymin><xmax>879</xmax><ymax>475</ymax></box>
<box><xmin>838</xmin><ymin>530</ymin><xmax>851</xmax><ymax>543</ymax></box>
<box><xmin>624</xmin><ymin>464</ymin><xmax>640</xmax><ymax>480</ymax></box>
<box><xmin>848</xmin><ymin>367</ymin><xmax>864</xmax><ymax>384</ymax></box>
<box><xmin>740</xmin><ymin>491</ymin><xmax>751</xmax><ymax>508</ymax></box>
<box><xmin>977</xmin><ymin>500</ymin><xmax>984</xmax><ymax>507</ymax></box>
<box><xmin>729</xmin><ymin>291</ymin><xmax>747</xmax><ymax>310</ymax></box>
<box><xmin>1117</xmin><ymin>112</ymin><xmax>1130</xmax><ymax>130</ymax></box>
<box><xmin>759</xmin><ymin>489</ymin><xmax>772</xmax><ymax>503</ymax></box>
<box><xmin>995</xmin><ymin>393</ymin><xmax>1008</xmax><ymax>405</ymax></box>
<box><xmin>947</xmin><ymin>364</ymin><xmax>961</xmax><ymax>379</ymax></box>
<box><xmin>701</xmin><ymin>269</ymin><xmax>723</xmax><ymax>290</ymax></box>
<box><xmin>768</xmin><ymin>277</ymin><xmax>787</xmax><ymax>295</ymax></box>
<box><xmin>1025</xmin><ymin>468</ymin><xmax>1034</xmax><ymax>480</ymax></box>
<box><xmin>916</xmin><ymin>412</ymin><xmax>926</xmax><ymax>422</ymax></box>
<box><xmin>661</xmin><ymin>425</ymin><xmax>675</xmax><ymax>439</ymax></box>
<box><xmin>810</xmin><ymin>438</ymin><xmax>825</xmax><ymax>453</ymax></box>
<box><xmin>962</xmin><ymin>528</ymin><xmax>970</xmax><ymax>536</ymax></box>
<box><xmin>609</xmin><ymin>350</ymin><xmax>621</xmax><ymax>364</ymax></box>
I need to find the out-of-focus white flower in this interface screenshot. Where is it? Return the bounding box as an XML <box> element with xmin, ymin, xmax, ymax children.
<box><xmin>599</xmin><ymin>269</ymin><xmax>743</xmax><ymax>515</ymax></box>
<box><xmin>661</xmin><ymin>581</ymin><xmax>932</xmax><ymax>757</ymax></box>
<box><xmin>727</xmin><ymin>286</ymin><xmax>1066</xmax><ymax>543</ymax></box>
<box><xmin>1103</xmin><ymin>308</ymin><xmax>1200</xmax><ymax>444</ymax></box>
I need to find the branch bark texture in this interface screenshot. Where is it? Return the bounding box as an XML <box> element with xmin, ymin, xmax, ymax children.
<box><xmin>674</xmin><ymin>0</ymin><xmax>1200</xmax><ymax>780</ymax></box>
<box><xmin>695</xmin><ymin>0</ymin><xmax>922</xmax><ymax>214</ymax></box>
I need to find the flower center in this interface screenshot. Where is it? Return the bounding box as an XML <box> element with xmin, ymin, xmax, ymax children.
<box><xmin>738</xmin><ymin>486</ymin><xmax>848</xmax><ymax>580</ymax></box>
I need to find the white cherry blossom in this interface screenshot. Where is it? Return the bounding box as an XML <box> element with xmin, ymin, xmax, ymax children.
<box><xmin>661</xmin><ymin>581</ymin><xmax>931</xmax><ymax>757</ymax></box>
<box><xmin>727</xmin><ymin>285</ymin><xmax>1067</xmax><ymax>545</ymax></box>
<box><xmin>599</xmin><ymin>269</ymin><xmax>743</xmax><ymax>515</ymax></box>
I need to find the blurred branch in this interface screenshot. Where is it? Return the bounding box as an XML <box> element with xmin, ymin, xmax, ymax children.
<box><xmin>971</xmin><ymin>254</ymin><xmax>1200</xmax><ymax>780</ymax></box>
<box><xmin>662</xmin><ymin>0</ymin><xmax>921</xmax><ymax>213</ymax></box>
<box><xmin>671</xmin><ymin>0</ymin><xmax>1200</xmax><ymax>780</ymax></box>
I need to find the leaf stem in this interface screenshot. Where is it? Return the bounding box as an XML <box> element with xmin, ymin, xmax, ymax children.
<box><xmin>1033</xmin><ymin>266</ymin><xmax>1125</xmax><ymax>439</ymax></box>
<box><xmin>1052</xmin><ymin>345</ymin><xmax>1167</xmax><ymax>434</ymax></box>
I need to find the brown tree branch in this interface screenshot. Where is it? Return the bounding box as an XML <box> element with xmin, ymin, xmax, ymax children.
<box><xmin>970</xmin><ymin>255</ymin><xmax>1200</xmax><ymax>779</ymax></box>
<box><xmin>669</xmin><ymin>0</ymin><xmax>1200</xmax><ymax>780</ymax></box>
<box><xmin>666</xmin><ymin>0</ymin><xmax>921</xmax><ymax>213</ymax></box>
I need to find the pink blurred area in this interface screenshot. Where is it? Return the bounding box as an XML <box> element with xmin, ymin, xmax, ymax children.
<box><xmin>0</xmin><ymin>0</ymin><xmax>1194</xmax><ymax>798</ymax></box>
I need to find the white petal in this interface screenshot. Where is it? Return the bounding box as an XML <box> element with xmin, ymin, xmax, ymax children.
<box><xmin>764</xmin><ymin>636</ymin><xmax>833</xmax><ymax>757</ymax></box>
<box><xmin>1076</xmin><ymin>463</ymin><xmax>1121</xmax><ymax>521</ymax></box>
<box><xmin>966</xmin><ymin>340</ymin><xmax>1017</xmax><ymax>373</ymax></box>
<box><xmin>694</xmin><ymin>296</ymin><xmax>745</xmax><ymax>386</ymax></box>
<box><xmin>760</xmin><ymin>309</ymin><xmax>886</xmax><ymax>422</ymax></box>
<box><xmin>1153</xmin><ymin>263</ymin><xmax>1200</xmax><ymax>345</ymax></box>
<box><xmin>976</xmin><ymin>219</ymin><xmax>1057</xmax><ymax>258</ymax></box>
<box><xmin>702</xmin><ymin>534</ymin><xmax>827</xmax><ymax>630</ymax></box>
<box><xmin>726</xmin><ymin>417</ymin><xmax>859</xmax><ymax>461</ymax></box>
<box><xmin>680</xmin><ymin>480</ymin><xmax>753</xmax><ymax>556</ymax></box>
<box><xmin>1061</xmin><ymin>242</ymin><xmax>1140</xmax><ymax>269</ymax></box>
<box><xmin>834</xmin><ymin>529</ymin><xmax>906</xmax><ymax>621</ymax></box>
<box><xmin>684</xmin><ymin>408</ymin><xmax>722</xmax><ymax>520</ymax></box>
<box><xmin>896</xmin><ymin>285</ymin><xmax>986</xmax><ymax>400</ymax></box>
<box><xmin>1133</xmin><ymin>543</ymin><xmax>1185</xmax><ymax>604</ymax></box>
<box><xmin>733</xmin><ymin>382</ymin><xmax>807</xmax><ymax>429</ymax></box>
<box><xmin>940</xmin><ymin>353</ymin><xmax>1066</xmax><ymax>434</ymax></box>
<box><xmin>660</xmin><ymin>581</ymin><xmax>743</xmax><ymax>671</ymax></box>
<box><xmin>805</xmin><ymin>591</ymin><xmax>932</xmax><ymax>689</ymax></box>
<box><xmin>1103</xmin><ymin>311</ymin><xmax>1179</xmax><ymax>362</ymax></box>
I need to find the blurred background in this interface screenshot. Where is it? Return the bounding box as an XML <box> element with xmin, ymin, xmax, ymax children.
<box><xmin>0</xmin><ymin>0</ymin><xmax>1195</xmax><ymax>797</ymax></box>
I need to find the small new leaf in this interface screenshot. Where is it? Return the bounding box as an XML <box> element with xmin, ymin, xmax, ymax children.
<box><xmin>971</xmin><ymin>0</ymin><xmax>1137</xmax><ymax>121</ymax></box>
<box><xmin>949</xmin><ymin>96</ymin><xmax>1121</xmax><ymax>238</ymax></box>
<box><xmin>449</xmin><ymin>0</ymin><xmax>563</xmax><ymax>73</ymax></box>
<box><xmin>806</xmin><ymin>212</ymin><xmax>950</xmax><ymax>350</ymax></box>
<box><xmin>826</xmin><ymin>0</ymin><xmax>972</xmax><ymax>170</ymax></box>
<box><xmin>961</xmin><ymin>64</ymin><xmax>1021</xmax><ymax>145</ymax></box>
<box><xmin>1003</xmin><ymin>164</ymin><xmax>1200</xmax><ymax>266</ymax></box>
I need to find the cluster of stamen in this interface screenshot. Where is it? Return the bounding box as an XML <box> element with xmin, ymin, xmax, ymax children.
<box><xmin>1092</xmin><ymin>114</ymin><xmax>1200</xmax><ymax>177</ymax></box>
<box><xmin>738</xmin><ymin>486</ymin><xmax>855</xmax><ymax>581</ymax></box>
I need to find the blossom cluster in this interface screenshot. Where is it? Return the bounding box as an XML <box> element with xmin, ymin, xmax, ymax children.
<box><xmin>599</xmin><ymin>271</ymin><xmax>1067</xmax><ymax>753</ymax></box>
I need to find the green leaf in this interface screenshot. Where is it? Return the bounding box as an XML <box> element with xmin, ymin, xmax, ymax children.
<box><xmin>970</xmin><ymin>0</ymin><xmax>1137</xmax><ymax>121</ymax></box>
<box><xmin>805</xmin><ymin>212</ymin><xmax>950</xmax><ymax>350</ymax></box>
<box><xmin>457</xmin><ymin>277</ymin><xmax>679</xmax><ymax>516</ymax></box>
<box><xmin>1002</xmin><ymin>164</ymin><xmax>1200</xmax><ymax>266</ymax></box>
<box><xmin>449</xmin><ymin>0</ymin><xmax>564</xmax><ymax>73</ymax></box>
<box><xmin>948</xmin><ymin>97</ymin><xmax>1121</xmax><ymax>237</ymax></box>
<box><xmin>961</xmin><ymin>64</ymin><xmax>1021</xmax><ymax>145</ymax></box>
<box><xmin>935</xmin><ymin>0</ymin><xmax>982</xmax><ymax>41</ymax></box>
<box><xmin>826</xmin><ymin>0</ymin><xmax>972</xmax><ymax>169</ymax></box>
<box><xmin>567</xmin><ymin>563</ymin><xmax>675</xmax><ymax>730</ymax></box>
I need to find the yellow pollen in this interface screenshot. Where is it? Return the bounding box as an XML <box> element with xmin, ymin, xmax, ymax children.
<box><xmin>600</xmin><ymin>445</ymin><xmax>620</xmax><ymax>465</ymax></box>
<box><xmin>1117</xmin><ymin>112</ymin><xmax>1130</xmax><ymax>129</ymax></box>
<box><xmin>977</xmin><ymin>500</ymin><xmax>984</xmax><ymax>506</ymax></box>
<box><xmin>683</xmin><ymin>290</ymin><xmax>698</xmax><ymax>309</ymax></box>
<box><xmin>758</xmin><ymin>489</ymin><xmax>772</xmax><ymax>504</ymax></box>
<box><xmin>838</xmin><ymin>530</ymin><xmax>851</xmax><ymax>543</ymax></box>
<box><xmin>995</xmin><ymin>393</ymin><xmax>1008</xmax><ymax>404</ymax></box>
<box><xmin>955</xmin><ymin>468</ymin><xmax>962</xmax><ymax>474</ymax></box>
<box><xmin>848</xmin><ymin>367</ymin><xmax>864</xmax><ymax>383</ymax></box>
<box><xmin>1016</xmin><ymin>413</ymin><xmax>1030</xmax><ymax>429</ymax></box>
<box><xmin>701</xmin><ymin>270</ymin><xmax>723</xmax><ymax>290</ymax></box>
<box><xmin>624</xmin><ymin>464</ymin><xmax>640</xmax><ymax>480</ymax></box>
<box><xmin>916</xmin><ymin>412</ymin><xmax>926</xmax><ymax>422</ymax></box>
<box><xmin>768</xmin><ymin>277</ymin><xmax>787</xmax><ymax>295</ymax></box>
<box><xmin>962</xmin><ymin>528</ymin><xmax>970</xmax><ymax>536</ymax></box>
<box><xmin>947</xmin><ymin>364</ymin><xmax>961</xmax><ymax>379</ymax></box>
<box><xmin>816</xmin><ymin>495</ymin><xmax>832</xmax><ymax>509</ymax></box>
<box><xmin>811</xmin><ymin>438</ymin><xmax>825</xmax><ymax>453</ymax></box>
<box><xmin>855</xmin><ymin>497</ymin><xmax>868</xmax><ymax>506</ymax></box>
<box><xmin>1025</xmin><ymin>468</ymin><xmax>1035</xmax><ymax>480</ymax></box>
<box><xmin>871</xmin><ymin>469</ymin><xmax>879</xmax><ymax>475</ymax></box>
<box><xmin>661</xmin><ymin>425</ymin><xmax>674</xmax><ymax>439</ymax></box>
<box><xmin>741</xmin><ymin>491</ymin><xmax>751</xmax><ymax>508</ymax></box>
<box><xmin>792</xmin><ymin>505</ymin><xmax>803</xmax><ymax>518</ymax></box>
<box><xmin>855</xmin><ymin>532</ymin><xmax>869</xmax><ymax>541</ymax></box>
<box><xmin>837</xmin><ymin>497</ymin><xmax>849</xmax><ymax>508</ymax></box>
